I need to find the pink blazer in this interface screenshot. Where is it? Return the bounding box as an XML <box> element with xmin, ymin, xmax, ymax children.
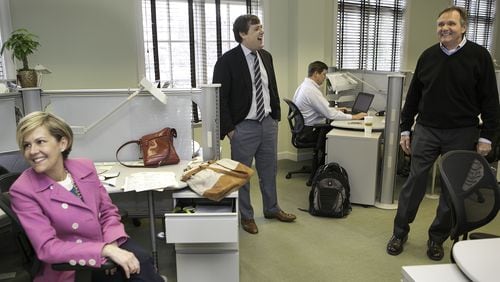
<box><xmin>10</xmin><ymin>158</ymin><xmax>128</xmax><ymax>282</ymax></box>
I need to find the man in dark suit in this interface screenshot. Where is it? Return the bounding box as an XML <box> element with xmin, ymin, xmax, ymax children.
<box><xmin>213</xmin><ymin>14</ymin><xmax>296</xmax><ymax>234</ymax></box>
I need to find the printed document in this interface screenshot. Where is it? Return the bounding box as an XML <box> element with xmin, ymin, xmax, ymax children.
<box><xmin>124</xmin><ymin>171</ymin><xmax>177</xmax><ymax>192</ymax></box>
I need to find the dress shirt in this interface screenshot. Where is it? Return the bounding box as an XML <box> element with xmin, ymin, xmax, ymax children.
<box><xmin>439</xmin><ymin>36</ymin><xmax>467</xmax><ymax>55</ymax></box>
<box><xmin>241</xmin><ymin>45</ymin><xmax>271</xmax><ymax>120</ymax></box>
<box><xmin>293</xmin><ymin>77</ymin><xmax>351</xmax><ymax>126</ymax></box>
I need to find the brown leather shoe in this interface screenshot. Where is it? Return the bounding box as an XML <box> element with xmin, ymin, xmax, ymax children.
<box><xmin>241</xmin><ymin>218</ymin><xmax>258</xmax><ymax>234</ymax></box>
<box><xmin>264</xmin><ymin>210</ymin><xmax>296</xmax><ymax>222</ymax></box>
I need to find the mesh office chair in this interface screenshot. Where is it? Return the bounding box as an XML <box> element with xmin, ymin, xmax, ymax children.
<box><xmin>0</xmin><ymin>173</ymin><xmax>116</xmax><ymax>282</ymax></box>
<box><xmin>283</xmin><ymin>98</ymin><xmax>331</xmax><ymax>186</ymax></box>
<box><xmin>439</xmin><ymin>150</ymin><xmax>500</xmax><ymax>261</ymax></box>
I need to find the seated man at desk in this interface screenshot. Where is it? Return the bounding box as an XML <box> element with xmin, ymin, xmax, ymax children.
<box><xmin>9</xmin><ymin>111</ymin><xmax>164</xmax><ymax>282</ymax></box>
<box><xmin>293</xmin><ymin>60</ymin><xmax>367</xmax><ymax>142</ymax></box>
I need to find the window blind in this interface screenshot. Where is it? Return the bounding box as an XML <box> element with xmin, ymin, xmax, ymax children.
<box><xmin>0</xmin><ymin>33</ymin><xmax>4</xmax><ymax>79</ymax></box>
<box><xmin>0</xmin><ymin>58</ymin><xmax>4</xmax><ymax>80</ymax></box>
<box><xmin>142</xmin><ymin>0</ymin><xmax>261</xmax><ymax>88</ymax></box>
<box><xmin>454</xmin><ymin>0</ymin><xmax>496</xmax><ymax>51</ymax></box>
<box><xmin>337</xmin><ymin>0</ymin><xmax>406</xmax><ymax>72</ymax></box>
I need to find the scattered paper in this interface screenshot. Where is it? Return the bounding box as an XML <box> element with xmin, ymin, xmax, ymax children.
<box><xmin>123</xmin><ymin>172</ymin><xmax>177</xmax><ymax>192</ymax></box>
<box><xmin>102</xmin><ymin>177</ymin><xmax>117</xmax><ymax>187</ymax></box>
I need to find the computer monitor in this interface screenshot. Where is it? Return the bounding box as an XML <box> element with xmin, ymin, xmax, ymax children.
<box><xmin>351</xmin><ymin>92</ymin><xmax>374</xmax><ymax>114</ymax></box>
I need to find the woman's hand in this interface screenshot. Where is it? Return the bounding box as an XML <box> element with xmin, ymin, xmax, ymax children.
<box><xmin>101</xmin><ymin>243</ymin><xmax>140</xmax><ymax>279</ymax></box>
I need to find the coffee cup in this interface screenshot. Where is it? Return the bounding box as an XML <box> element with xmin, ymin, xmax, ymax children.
<box><xmin>364</xmin><ymin>116</ymin><xmax>374</xmax><ymax>136</ymax></box>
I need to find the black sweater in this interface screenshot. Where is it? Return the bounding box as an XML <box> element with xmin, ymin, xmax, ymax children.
<box><xmin>401</xmin><ymin>41</ymin><xmax>499</xmax><ymax>140</ymax></box>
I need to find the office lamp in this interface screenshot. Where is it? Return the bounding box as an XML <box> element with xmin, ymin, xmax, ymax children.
<box><xmin>327</xmin><ymin>71</ymin><xmax>384</xmax><ymax>96</ymax></box>
<box><xmin>70</xmin><ymin>77</ymin><xmax>167</xmax><ymax>135</ymax></box>
<box><xmin>326</xmin><ymin>72</ymin><xmax>358</xmax><ymax>101</ymax></box>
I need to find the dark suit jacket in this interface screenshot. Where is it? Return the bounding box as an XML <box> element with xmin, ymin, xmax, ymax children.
<box><xmin>213</xmin><ymin>45</ymin><xmax>281</xmax><ymax>139</ymax></box>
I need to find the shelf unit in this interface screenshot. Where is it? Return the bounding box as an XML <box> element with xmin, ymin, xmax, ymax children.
<box><xmin>165</xmin><ymin>189</ymin><xmax>239</xmax><ymax>282</ymax></box>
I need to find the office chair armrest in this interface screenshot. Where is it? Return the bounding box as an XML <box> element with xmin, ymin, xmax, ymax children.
<box><xmin>52</xmin><ymin>259</ymin><xmax>117</xmax><ymax>271</ymax></box>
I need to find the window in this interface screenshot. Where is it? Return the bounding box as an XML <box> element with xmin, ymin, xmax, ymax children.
<box><xmin>336</xmin><ymin>0</ymin><xmax>406</xmax><ymax>72</ymax></box>
<box><xmin>142</xmin><ymin>0</ymin><xmax>261</xmax><ymax>88</ymax></box>
<box><xmin>454</xmin><ymin>0</ymin><xmax>496</xmax><ymax>51</ymax></box>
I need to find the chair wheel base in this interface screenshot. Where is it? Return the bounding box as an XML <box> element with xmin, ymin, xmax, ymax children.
<box><xmin>285</xmin><ymin>173</ymin><xmax>292</xmax><ymax>179</ymax></box>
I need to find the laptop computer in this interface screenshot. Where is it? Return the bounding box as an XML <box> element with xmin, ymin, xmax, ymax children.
<box><xmin>347</xmin><ymin>92</ymin><xmax>375</xmax><ymax>114</ymax></box>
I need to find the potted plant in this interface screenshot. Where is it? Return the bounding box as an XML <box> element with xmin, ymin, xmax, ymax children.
<box><xmin>0</xmin><ymin>28</ymin><xmax>40</xmax><ymax>88</ymax></box>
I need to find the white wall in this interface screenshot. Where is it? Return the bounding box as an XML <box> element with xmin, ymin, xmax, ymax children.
<box><xmin>8</xmin><ymin>0</ymin><xmax>141</xmax><ymax>89</ymax></box>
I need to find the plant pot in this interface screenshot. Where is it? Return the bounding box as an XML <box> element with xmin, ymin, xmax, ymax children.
<box><xmin>17</xmin><ymin>69</ymin><xmax>38</xmax><ymax>88</ymax></box>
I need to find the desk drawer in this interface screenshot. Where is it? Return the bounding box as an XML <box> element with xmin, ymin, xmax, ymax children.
<box><xmin>165</xmin><ymin>211</ymin><xmax>238</xmax><ymax>243</ymax></box>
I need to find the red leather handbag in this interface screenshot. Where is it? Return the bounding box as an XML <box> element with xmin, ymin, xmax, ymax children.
<box><xmin>116</xmin><ymin>127</ymin><xmax>180</xmax><ymax>167</ymax></box>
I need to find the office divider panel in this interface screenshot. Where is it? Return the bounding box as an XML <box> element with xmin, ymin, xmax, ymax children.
<box><xmin>46</xmin><ymin>89</ymin><xmax>194</xmax><ymax>162</ymax></box>
<box><xmin>0</xmin><ymin>95</ymin><xmax>18</xmax><ymax>153</ymax></box>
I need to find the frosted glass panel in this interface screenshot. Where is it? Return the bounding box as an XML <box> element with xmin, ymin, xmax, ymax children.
<box><xmin>48</xmin><ymin>90</ymin><xmax>193</xmax><ymax>162</ymax></box>
<box><xmin>0</xmin><ymin>97</ymin><xmax>18</xmax><ymax>153</ymax></box>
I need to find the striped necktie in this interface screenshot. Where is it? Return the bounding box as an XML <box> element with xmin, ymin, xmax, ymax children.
<box><xmin>251</xmin><ymin>51</ymin><xmax>265</xmax><ymax>122</ymax></box>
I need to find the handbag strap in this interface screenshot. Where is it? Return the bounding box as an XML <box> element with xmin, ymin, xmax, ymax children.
<box><xmin>181</xmin><ymin>163</ymin><xmax>210</xmax><ymax>181</ymax></box>
<box><xmin>206</xmin><ymin>166</ymin><xmax>250</xmax><ymax>179</ymax></box>
<box><xmin>181</xmin><ymin>161</ymin><xmax>250</xmax><ymax>181</ymax></box>
<box><xmin>115</xmin><ymin>140</ymin><xmax>145</xmax><ymax>168</ymax></box>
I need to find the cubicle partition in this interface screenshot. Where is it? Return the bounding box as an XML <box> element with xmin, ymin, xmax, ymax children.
<box><xmin>0</xmin><ymin>94</ymin><xmax>18</xmax><ymax>153</ymax></box>
<box><xmin>45</xmin><ymin>89</ymin><xmax>194</xmax><ymax>162</ymax></box>
<box><xmin>326</xmin><ymin>69</ymin><xmax>413</xmax><ymax>114</ymax></box>
<box><xmin>1</xmin><ymin>89</ymin><xmax>195</xmax><ymax>162</ymax></box>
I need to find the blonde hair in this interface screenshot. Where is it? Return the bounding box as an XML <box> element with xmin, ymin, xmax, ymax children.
<box><xmin>16</xmin><ymin>111</ymin><xmax>74</xmax><ymax>159</ymax></box>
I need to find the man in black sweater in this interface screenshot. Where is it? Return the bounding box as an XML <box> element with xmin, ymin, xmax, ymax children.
<box><xmin>387</xmin><ymin>6</ymin><xmax>499</xmax><ymax>261</ymax></box>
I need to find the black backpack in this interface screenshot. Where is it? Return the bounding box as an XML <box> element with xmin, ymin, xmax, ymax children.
<box><xmin>304</xmin><ymin>162</ymin><xmax>352</xmax><ymax>218</ymax></box>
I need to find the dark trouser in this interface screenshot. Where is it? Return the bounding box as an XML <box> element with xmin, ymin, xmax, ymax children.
<box><xmin>91</xmin><ymin>239</ymin><xmax>163</xmax><ymax>282</ymax></box>
<box><xmin>230</xmin><ymin>116</ymin><xmax>279</xmax><ymax>220</ymax></box>
<box><xmin>393</xmin><ymin>124</ymin><xmax>478</xmax><ymax>243</ymax></box>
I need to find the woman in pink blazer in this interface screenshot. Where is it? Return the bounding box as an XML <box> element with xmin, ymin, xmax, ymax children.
<box><xmin>10</xmin><ymin>111</ymin><xmax>164</xmax><ymax>282</ymax></box>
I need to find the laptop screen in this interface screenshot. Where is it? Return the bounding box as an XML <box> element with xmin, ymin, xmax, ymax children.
<box><xmin>351</xmin><ymin>92</ymin><xmax>374</xmax><ymax>114</ymax></box>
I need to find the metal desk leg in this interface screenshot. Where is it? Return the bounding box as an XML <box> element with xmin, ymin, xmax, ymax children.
<box><xmin>147</xmin><ymin>191</ymin><xmax>159</xmax><ymax>270</ymax></box>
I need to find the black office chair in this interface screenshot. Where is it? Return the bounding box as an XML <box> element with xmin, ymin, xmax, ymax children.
<box><xmin>283</xmin><ymin>98</ymin><xmax>331</xmax><ymax>186</ymax></box>
<box><xmin>0</xmin><ymin>172</ymin><xmax>22</xmax><ymax>231</ymax></box>
<box><xmin>0</xmin><ymin>174</ymin><xmax>116</xmax><ymax>282</ymax></box>
<box><xmin>0</xmin><ymin>165</ymin><xmax>9</xmax><ymax>175</ymax></box>
<box><xmin>439</xmin><ymin>150</ymin><xmax>500</xmax><ymax>261</ymax></box>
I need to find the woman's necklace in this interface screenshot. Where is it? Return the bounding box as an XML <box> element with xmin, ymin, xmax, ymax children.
<box><xmin>66</xmin><ymin>171</ymin><xmax>83</xmax><ymax>200</ymax></box>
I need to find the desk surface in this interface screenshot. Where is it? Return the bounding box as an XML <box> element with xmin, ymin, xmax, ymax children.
<box><xmin>401</xmin><ymin>264</ymin><xmax>468</xmax><ymax>282</ymax></box>
<box><xmin>327</xmin><ymin>127</ymin><xmax>382</xmax><ymax>140</ymax></box>
<box><xmin>96</xmin><ymin>160</ymin><xmax>189</xmax><ymax>193</ymax></box>
<box><xmin>453</xmin><ymin>238</ymin><xmax>500</xmax><ymax>282</ymax></box>
<box><xmin>331</xmin><ymin>115</ymin><xmax>385</xmax><ymax>131</ymax></box>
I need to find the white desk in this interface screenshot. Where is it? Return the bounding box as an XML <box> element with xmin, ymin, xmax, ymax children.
<box><xmin>326</xmin><ymin>128</ymin><xmax>382</xmax><ymax>205</ymax></box>
<box><xmin>453</xmin><ymin>238</ymin><xmax>500</xmax><ymax>282</ymax></box>
<box><xmin>96</xmin><ymin>161</ymin><xmax>189</xmax><ymax>270</ymax></box>
<box><xmin>331</xmin><ymin>115</ymin><xmax>385</xmax><ymax>131</ymax></box>
<box><xmin>401</xmin><ymin>264</ymin><xmax>469</xmax><ymax>282</ymax></box>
